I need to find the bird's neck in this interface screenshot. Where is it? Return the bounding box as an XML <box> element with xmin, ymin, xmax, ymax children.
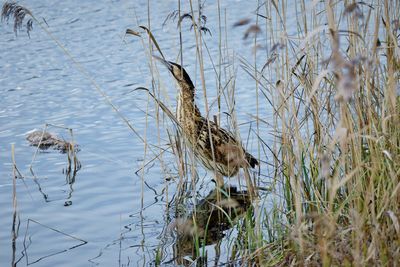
<box><xmin>177</xmin><ymin>83</ymin><xmax>201</xmax><ymax>135</ymax></box>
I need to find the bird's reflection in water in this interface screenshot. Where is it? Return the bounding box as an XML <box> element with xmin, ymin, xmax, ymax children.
<box><xmin>171</xmin><ymin>186</ymin><xmax>252</xmax><ymax>265</ymax></box>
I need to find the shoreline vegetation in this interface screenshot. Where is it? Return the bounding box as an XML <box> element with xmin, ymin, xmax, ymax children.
<box><xmin>2</xmin><ymin>0</ymin><xmax>399</xmax><ymax>265</ymax></box>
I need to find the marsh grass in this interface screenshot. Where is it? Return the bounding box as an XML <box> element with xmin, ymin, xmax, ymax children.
<box><xmin>246</xmin><ymin>0</ymin><xmax>400</xmax><ymax>265</ymax></box>
<box><xmin>150</xmin><ymin>0</ymin><xmax>400</xmax><ymax>265</ymax></box>
<box><xmin>119</xmin><ymin>0</ymin><xmax>400</xmax><ymax>264</ymax></box>
<box><xmin>3</xmin><ymin>0</ymin><xmax>400</xmax><ymax>265</ymax></box>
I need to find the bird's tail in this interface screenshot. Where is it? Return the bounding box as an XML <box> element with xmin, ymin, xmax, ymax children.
<box><xmin>245</xmin><ymin>152</ymin><xmax>259</xmax><ymax>168</ymax></box>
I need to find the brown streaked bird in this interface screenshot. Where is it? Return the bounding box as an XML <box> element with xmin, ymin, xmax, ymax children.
<box><xmin>154</xmin><ymin>56</ymin><xmax>258</xmax><ymax>186</ymax></box>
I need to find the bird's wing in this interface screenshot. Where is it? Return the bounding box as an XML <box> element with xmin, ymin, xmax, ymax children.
<box><xmin>196</xmin><ymin>118</ymin><xmax>258</xmax><ymax>168</ymax></box>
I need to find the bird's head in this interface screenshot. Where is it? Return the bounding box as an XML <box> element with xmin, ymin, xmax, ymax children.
<box><xmin>154</xmin><ymin>56</ymin><xmax>194</xmax><ymax>88</ymax></box>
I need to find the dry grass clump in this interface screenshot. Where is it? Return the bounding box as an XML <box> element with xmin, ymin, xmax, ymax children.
<box><xmin>253</xmin><ymin>0</ymin><xmax>400</xmax><ymax>265</ymax></box>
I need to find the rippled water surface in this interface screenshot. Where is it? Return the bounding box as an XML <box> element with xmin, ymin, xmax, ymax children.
<box><xmin>0</xmin><ymin>0</ymin><xmax>294</xmax><ymax>266</ymax></box>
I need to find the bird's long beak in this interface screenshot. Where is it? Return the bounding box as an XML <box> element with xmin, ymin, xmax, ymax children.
<box><xmin>153</xmin><ymin>55</ymin><xmax>173</xmax><ymax>72</ymax></box>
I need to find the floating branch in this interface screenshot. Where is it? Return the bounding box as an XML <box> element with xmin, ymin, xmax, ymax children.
<box><xmin>26</xmin><ymin>130</ymin><xmax>79</xmax><ymax>153</ymax></box>
<box><xmin>27</xmin><ymin>124</ymin><xmax>81</xmax><ymax>179</ymax></box>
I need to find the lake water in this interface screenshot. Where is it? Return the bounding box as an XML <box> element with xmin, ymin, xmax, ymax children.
<box><xmin>0</xmin><ymin>0</ymin><xmax>288</xmax><ymax>266</ymax></box>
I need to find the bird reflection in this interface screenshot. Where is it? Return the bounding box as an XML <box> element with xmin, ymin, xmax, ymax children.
<box><xmin>171</xmin><ymin>186</ymin><xmax>251</xmax><ymax>265</ymax></box>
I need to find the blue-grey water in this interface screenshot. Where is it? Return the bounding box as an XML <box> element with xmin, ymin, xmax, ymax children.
<box><xmin>0</xmin><ymin>0</ymin><xmax>289</xmax><ymax>266</ymax></box>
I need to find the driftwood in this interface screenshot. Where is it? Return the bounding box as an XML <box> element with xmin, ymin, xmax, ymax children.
<box><xmin>26</xmin><ymin>130</ymin><xmax>79</xmax><ymax>153</ymax></box>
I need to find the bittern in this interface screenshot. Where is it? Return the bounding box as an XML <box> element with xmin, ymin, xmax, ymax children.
<box><xmin>155</xmin><ymin>56</ymin><xmax>258</xmax><ymax>186</ymax></box>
